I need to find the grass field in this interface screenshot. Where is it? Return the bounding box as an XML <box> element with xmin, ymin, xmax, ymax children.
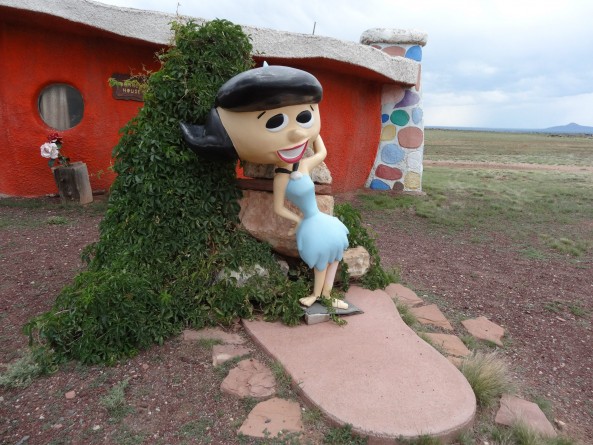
<box><xmin>424</xmin><ymin>129</ymin><xmax>593</xmax><ymax>166</ymax></box>
<box><xmin>361</xmin><ymin>130</ymin><xmax>593</xmax><ymax>259</ymax></box>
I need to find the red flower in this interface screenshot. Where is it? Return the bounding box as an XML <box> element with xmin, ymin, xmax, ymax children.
<box><xmin>47</xmin><ymin>132</ymin><xmax>63</xmax><ymax>145</ymax></box>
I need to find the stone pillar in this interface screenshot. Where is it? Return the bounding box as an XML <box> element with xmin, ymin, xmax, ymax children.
<box><xmin>360</xmin><ymin>29</ymin><xmax>427</xmax><ymax>192</ymax></box>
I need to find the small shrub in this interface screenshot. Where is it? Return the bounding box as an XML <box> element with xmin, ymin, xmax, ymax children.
<box><xmin>460</xmin><ymin>351</ymin><xmax>514</xmax><ymax>407</ymax></box>
<box><xmin>0</xmin><ymin>350</ymin><xmax>41</xmax><ymax>388</ymax></box>
<box><xmin>100</xmin><ymin>378</ymin><xmax>132</xmax><ymax>422</ymax></box>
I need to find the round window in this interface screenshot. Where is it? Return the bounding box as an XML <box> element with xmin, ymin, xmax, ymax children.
<box><xmin>38</xmin><ymin>84</ymin><xmax>84</xmax><ymax>130</ymax></box>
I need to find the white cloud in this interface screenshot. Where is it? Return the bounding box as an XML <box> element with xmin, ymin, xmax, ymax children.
<box><xmin>97</xmin><ymin>0</ymin><xmax>593</xmax><ymax>128</ymax></box>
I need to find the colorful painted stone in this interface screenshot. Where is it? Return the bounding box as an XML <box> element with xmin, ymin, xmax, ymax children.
<box><xmin>370</xmin><ymin>179</ymin><xmax>390</xmax><ymax>190</ymax></box>
<box><xmin>390</xmin><ymin>110</ymin><xmax>409</xmax><ymax>126</ymax></box>
<box><xmin>405</xmin><ymin>45</ymin><xmax>422</xmax><ymax>61</ymax></box>
<box><xmin>407</xmin><ymin>150</ymin><xmax>423</xmax><ymax>170</ymax></box>
<box><xmin>395</xmin><ymin>90</ymin><xmax>420</xmax><ymax>108</ymax></box>
<box><xmin>412</xmin><ymin>107</ymin><xmax>423</xmax><ymax>125</ymax></box>
<box><xmin>404</xmin><ymin>172</ymin><xmax>421</xmax><ymax>190</ymax></box>
<box><xmin>381</xmin><ymin>125</ymin><xmax>396</xmax><ymax>141</ymax></box>
<box><xmin>363</xmin><ymin>35</ymin><xmax>426</xmax><ymax>193</ymax></box>
<box><xmin>375</xmin><ymin>165</ymin><xmax>403</xmax><ymax>181</ymax></box>
<box><xmin>382</xmin><ymin>85</ymin><xmax>405</xmax><ymax>105</ymax></box>
<box><xmin>381</xmin><ymin>143</ymin><xmax>405</xmax><ymax>165</ymax></box>
<box><xmin>398</xmin><ymin>126</ymin><xmax>423</xmax><ymax>149</ymax></box>
<box><xmin>382</xmin><ymin>45</ymin><xmax>406</xmax><ymax>57</ymax></box>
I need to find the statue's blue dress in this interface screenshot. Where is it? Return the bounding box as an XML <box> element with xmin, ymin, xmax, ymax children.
<box><xmin>284</xmin><ymin>173</ymin><xmax>349</xmax><ymax>271</ymax></box>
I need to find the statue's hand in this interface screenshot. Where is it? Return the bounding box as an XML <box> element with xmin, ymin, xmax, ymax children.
<box><xmin>288</xmin><ymin>220</ymin><xmax>301</xmax><ymax>236</ymax></box>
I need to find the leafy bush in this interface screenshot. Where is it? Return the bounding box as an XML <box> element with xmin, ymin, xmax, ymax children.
<box><xmin>335</xmin><ymin>203</ymin><xmax>397</xmax><ymax>289</ymax></box>
<box><xmin>25</xmin><ymin>19</ymin><xmax>304</xmax><ymax>366</ymax></box>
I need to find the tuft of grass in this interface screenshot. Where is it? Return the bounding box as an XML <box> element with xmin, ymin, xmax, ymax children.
<box><xmin>100</xmin><ymin>378</ymin><xmax>132</xmax><ymax>422</ymax></box>
<box><xmin>270</xmin><ymin>361</ymin><xmax>293</xmax><ymax>399</ymax></box>
<box><xmin>508</xmin><ymin>422</ymin><xmax>545</xmax><ymax>445</ymax></box>
<box><xmin>358</xmin><ymin>193</ymin><xmax>418</xmax><ymax>211</ymax></box>
<box><xmin>541</xmin><ymin>234</ymin><xmax>590</xmax><ymax>257</ymax></box>
<box><xmin>46</xmin><ymin>215</ymin><xmax>69</xmax><ymax>225</ymax></box>
<box><xmin>460</xmin><ymin>352</ymin><xmax>514</xmax><ymax>407</ymax></box>
<box><xmin>568</xmin><ymin>303</ymin><xmax>588</xmax><ymax>318</ymax></box>
<box><xmin>178</xmin><ymin>418</ymin><xmax>214</xmax><ymax>439</ymax></box>
<box><xmin>0</xmin><ymin>350</ymin><xmax>42</xmax><ymax>388</ymax></box>
<box><xmin>532</xmin><ymin>395</ymin><xmax>554</xmax><ymax>422</ymax></box>
<box><xmin>520</xmin><ymin>247</ymin><xmax>547</xmax><ymax>260</ymax></box>
<box><xmin>397</xmin><ymin>435</ymin><xmax>442</xmax><ymax>445</ymax></box>
<box><xmin>197</xmin><ymin>338</ymin><xmax>224</xmax><ymax>349</ymax></box>
<box><xmin>323</xmin><ymin>424</ymin><xmax>367</xmax><ymax>444</ymax></box>
<box><xmin>460</xmin><ymin>334</ymin><xmax>479</xmax><ymax>351</ymax></box>
<box><xmin>395</xmin><ymin>302</ymin><xmax>418</xmax><ymax>327</ymax></box>
<box><xmin>301</xmin><ymin>407</ymin><xmax>323</xmax><ymax>428</ymax></box>
<box><xmin>543</xmin><ymin>300</ymin><xmax>564</xmax><ymax>314</ymax></box>
<box><xmin>113</xmin><ymin>426</ymin><xmax>146</xmax><ymax>445</ymax></box>
<box><xmin>454</xmin><ymin>429</ymin><xmax>474</xmax><ymax>445</ymax></box>
<box><xmin>0</xmin><ymin>198</ymin><xmax>49</xmax><ymax>209</ymax></box>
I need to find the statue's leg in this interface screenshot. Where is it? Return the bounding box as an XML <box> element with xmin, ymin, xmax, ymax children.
<box><xmin>321</xmin><ymin>261</ymin><xmax>339</xmax><ymax>297</ymax></box>
<box><xmin>321</xmin><ymin>261</ymin><xmax>348</xmax><ymax>309</ymax></box>
<box><xmin>299</xmin><ymin>267</ymin><xmax>326</xmax><ymax>307</ymax></box>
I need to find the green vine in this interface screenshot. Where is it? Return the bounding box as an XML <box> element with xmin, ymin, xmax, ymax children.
<box><xmin>24</xmin><ymin>20</ymin><xmax>306</xmax><ymax>366</ymax></box>
<box><xmin>334</xmin><ymin>203</ymin><xmax>397</xmax><ymax>290</ymax></box>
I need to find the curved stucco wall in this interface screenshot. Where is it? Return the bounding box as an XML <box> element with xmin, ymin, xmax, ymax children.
<box><xmin>0</xmin><ymin>0</ymin><xmax>424</xmax><ymax>196</ymax></box>
<box><xmin>0</xmin><ymin>10</ymin><xmax>161</xmax><ymax>196</ymax></box>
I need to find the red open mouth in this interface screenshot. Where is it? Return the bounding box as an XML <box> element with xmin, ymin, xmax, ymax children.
<box><xmin>276</xmin><ymin>141</ymin><xmax>308</xmax><ymax>163</ymax></box>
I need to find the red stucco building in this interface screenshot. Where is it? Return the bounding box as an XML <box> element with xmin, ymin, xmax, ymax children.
<box><xmin>0</xmin><ymin>0</ymin><xmax>424</xmax><ymax>196</ymax></box>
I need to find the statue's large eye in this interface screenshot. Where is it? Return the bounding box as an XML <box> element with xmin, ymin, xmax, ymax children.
<box><xmin>296</xmin><ymin>110</ymin><xmax>314</xmax><ymax>129</ymax></box>
<box><xmin>265</xmin><ymin>113</ymin><xmax>288</xmax><ymax>132</ymax></box>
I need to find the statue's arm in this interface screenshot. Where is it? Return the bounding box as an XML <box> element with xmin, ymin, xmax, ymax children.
<box><xmin>273</xmin><ymin>174</ymin><xmax>302</xmax><ymax>228</ymax></box>
<box><xmin>301</xmin><ymin>135</ymin><xmax>327</xmax><ymax>173</ymax></box>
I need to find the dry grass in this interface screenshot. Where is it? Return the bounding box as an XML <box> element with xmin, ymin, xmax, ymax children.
<box><xmin>460</xmin><ymin>351</ymin><xmax>514</xmax><ymax>407</ymax></box>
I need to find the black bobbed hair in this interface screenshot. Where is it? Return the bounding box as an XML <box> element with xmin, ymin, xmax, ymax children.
<box><xmin>215</xmin><ymin>65</ymin><xmax>322</xmax><ymax>112</ymax></box>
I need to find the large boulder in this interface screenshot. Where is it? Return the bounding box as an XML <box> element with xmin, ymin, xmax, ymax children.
<box><xmin>238</xmin><ymin>190</ymin><xmax>335</xmax><ymax>258</ymax></box>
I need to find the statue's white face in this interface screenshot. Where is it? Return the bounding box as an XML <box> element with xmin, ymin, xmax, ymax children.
<box><xmin>218</xmin><ymin>103</ymin><xmax>321</xmax><ymax>166</ymax></box>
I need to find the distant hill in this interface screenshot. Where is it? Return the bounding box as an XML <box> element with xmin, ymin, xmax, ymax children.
<box><xmin>539</xmin><ymin>123</ymin><xmax>593</xmax><ymax>134</ymax></box>
<box><xmin>427</xmin><ymin>123</ymin><xmax>593</xmax><ymax>134</ymax></box>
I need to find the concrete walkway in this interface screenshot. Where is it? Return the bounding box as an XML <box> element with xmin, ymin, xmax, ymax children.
<box><xmin>243</xmin><ymin>286</ymin><xmax>476</xmax><ymax>442</ymax></box>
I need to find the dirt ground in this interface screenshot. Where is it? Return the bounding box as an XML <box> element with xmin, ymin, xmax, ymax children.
<box><xmin>1</xmin><ymin>162</ymin><xmax>592</xmax><ymax>443</ymax></box>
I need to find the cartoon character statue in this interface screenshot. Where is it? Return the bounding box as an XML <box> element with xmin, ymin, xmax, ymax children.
<box><xmin>181</xmin><ymin>64</ymin><xmax>349</xmax><ymax>309</ymax></box>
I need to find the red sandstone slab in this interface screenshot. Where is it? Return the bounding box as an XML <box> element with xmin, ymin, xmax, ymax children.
<box><xmin>410</xmin><ymin>304</ymin><xmax>454</xmax><ymax>330</ymax></box>
<box><xmin>243</xmin><ymin>286</ymin><xmax>476</xmax><ymax>442</ymax></box>
<box><xmin>238</xmin><ymin>397</ymin><xmax>304</xmax><ymax>438</ymax></box>
<box><xmin>495</xmin><ymin>394</ymin><xmax>557</xmax><ymax>438</ymax></box>
<box><xmin>461</xmin><ymin>316</ymin><xmax>504</xmax><ymax>347</ymax></box>
<box><xmin>384</xmin><ymin>283</ymin><xmax>424</xmax><ymax>307</ymax></box>
<box><xmin>425</xmin><ymin>333</ymin><xmax>471</xmax><ymax>358</ymax></box>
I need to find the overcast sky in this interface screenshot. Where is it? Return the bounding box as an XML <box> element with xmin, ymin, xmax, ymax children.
<box><xmin>99</xmin><ymin>0</ymin><xmax>593</xmax><ymax>129</ymax></box>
